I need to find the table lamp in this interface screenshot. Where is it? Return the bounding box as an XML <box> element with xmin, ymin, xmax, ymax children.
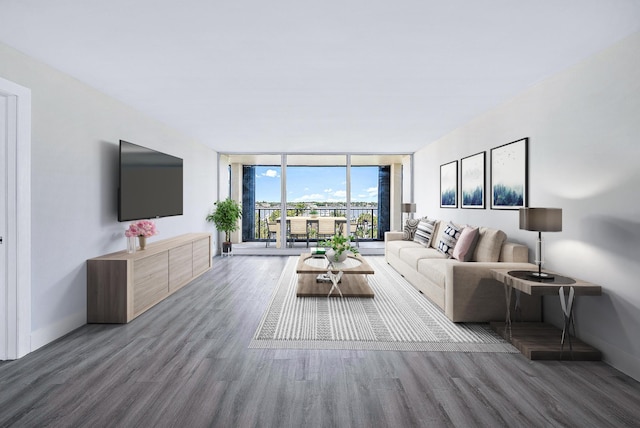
<box><xmin>401</xmin><ymin>203</ymin><xmax>416</xmax><ymax>219</ymax></box>
<box><xmin>519</xmin><ymin>208</ymin><xmax>562</xmax><ymax>280</ymax></box>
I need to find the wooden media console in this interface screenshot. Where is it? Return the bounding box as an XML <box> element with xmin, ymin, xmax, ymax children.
<box><xmin>87</xmin><ymin>233</ymin><xmax>212</xmax><ymax>323</ymax></box>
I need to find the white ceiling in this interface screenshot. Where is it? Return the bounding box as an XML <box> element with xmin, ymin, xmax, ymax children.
<box><xmin>1</xmin><ymin>1</ymin><xmax>639</xmax><ymax>154</ymax></box>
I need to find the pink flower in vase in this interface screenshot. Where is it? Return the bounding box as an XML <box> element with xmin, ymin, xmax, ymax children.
<box><xmin>125</xmin><ymin>220</ymin><xmax>158</xmax><ymax>238</ymax></box>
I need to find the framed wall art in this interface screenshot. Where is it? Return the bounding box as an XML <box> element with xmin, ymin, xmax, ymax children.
<box><xmin>461</xmin><ymin>151</ymin><xmax>485</xmax><ymax>209</ymax></box>
<box><xmin>440</xmin><ymin>160</ymin><xmax>458</xmax><ymax>208</ymax></box>
<box><xmin>490</xmin><ymin>138</ymin><xmax>528</xmax><ymax>210</ymax></box>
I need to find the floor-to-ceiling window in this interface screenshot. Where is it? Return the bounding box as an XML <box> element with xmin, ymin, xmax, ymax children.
<box><xmin>286</xmin><ymin>154</ymin><xmax>347</xmax><ymax>219</ymax></box>
<box><xmin>231</xmin><ymin>153</ymin><xmax>411</xmax><ymax>248</ymax></box>
<box><xmin>240</xmin><ymin>155</ymin><xmax>282</xmax><ymax>242</ymax></box>
<box><xmin>350</xmin><ymin>165</ymin><xmax>385</xmax><ymax>240</ymax></box>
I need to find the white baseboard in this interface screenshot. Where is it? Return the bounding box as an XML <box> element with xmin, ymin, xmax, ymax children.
<box><xmin>580</xmin><ymin>330</ymin><xmax>640</xmax><ymax>383</ymax></box>
<box><xmin>30</xmin><ymin>311</ymin><xmax>86</xmax><ymax>352</ymax></box>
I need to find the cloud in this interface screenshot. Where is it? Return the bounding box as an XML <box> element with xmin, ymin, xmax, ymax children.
<box><xmin>293</xmin><ymin>194</ymin><xmax>325</xmax><ymax>202</ymax></box>
<box><xmin>362</xmin><ymin>187</ymin><xmax>378</xmax><ymax>199</ymax></box>
<box><xmin>261</xmin><ymin>169</ymin><xmax>279</xmax><ymax>178</ymax></box>
<box><xmin>324</xmin><ymin>188</ymin><xmax>333</xmax><ymax>193</ymax></box>
<box><xmin>333</xmin><ymin>190</ymin><xmax>347</xmax><ymax>198</ymax></box>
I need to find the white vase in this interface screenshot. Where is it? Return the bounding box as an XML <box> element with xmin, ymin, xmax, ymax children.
<box><xmin>326</xmin><ymin>249</ymin><xmax>348</xmax><ymax>263</ymax></box>
<box><xmin>126</xmin><ymin>236</ymin><xmax>137</xmax><ymax>254</ymax></box>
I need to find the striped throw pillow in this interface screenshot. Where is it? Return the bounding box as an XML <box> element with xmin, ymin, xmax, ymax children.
<box><xmin>413</xmin><ymin>220</ymin><xmax>436</xmax><ymax>247</ymax></box>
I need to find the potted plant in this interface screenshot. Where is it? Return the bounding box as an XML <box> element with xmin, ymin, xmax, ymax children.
<box><xmin>309</xmin><ymin>209</ymin><xmax>319</xmax><ymax>218</ymax></box>
<box><xmin>206</xmin><ymin>198</ymin><xmax>242</xmax><ymax>254</ymax></box>
<box><xmin>319</xmin><ymin>232</ymin><xmax>359</xmax><ymax>263</ymax></box>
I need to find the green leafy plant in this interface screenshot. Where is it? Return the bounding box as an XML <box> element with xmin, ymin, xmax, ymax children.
<box><xmin>206</xmin><ymin>198</ymin><xmax>242</xmax><ymax>242</ymax></box>
<box><xmin>319</xmin><ymin>232</ymin><xmax>359</xmax><ymax>257</ymax></box>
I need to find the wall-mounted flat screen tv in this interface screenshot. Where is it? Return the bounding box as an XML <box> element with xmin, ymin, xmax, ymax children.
<box><xmin>118</xmin><ymin>140</ymin><xmax>183</xmax><ymax>222</ymax></box>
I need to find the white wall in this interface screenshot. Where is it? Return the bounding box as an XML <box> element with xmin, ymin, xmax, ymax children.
<box><xmin>0</xmin><ymin>42</ymin><xmax>218</xmax><ymax>351</ymax></box>
<box><xmin>390</xmin><ymin>163</ymin><xmax>403</xmax><ymax>231</ymax></box>
<box><xmin>414</xmin><ymin>32</ymin><xmax>640</xmax><ymax>380</ymax></box>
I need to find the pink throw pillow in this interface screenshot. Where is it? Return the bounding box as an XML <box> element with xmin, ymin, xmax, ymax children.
<box><xmin>452</xmin><ymin>227</ymin><xmax>480</xmax><ymax>262</ymax></box>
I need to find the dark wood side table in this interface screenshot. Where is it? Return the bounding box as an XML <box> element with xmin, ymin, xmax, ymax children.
<box><xmin>490</xmin><ymin>268</ymin><xmax>601</xmax><ymax>360</ymax></box>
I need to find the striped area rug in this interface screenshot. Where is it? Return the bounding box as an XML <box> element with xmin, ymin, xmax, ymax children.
<box><xmin>249</xmin><ymin>256</ymin><xmax>517</xmax><ymax>353</ymax></box>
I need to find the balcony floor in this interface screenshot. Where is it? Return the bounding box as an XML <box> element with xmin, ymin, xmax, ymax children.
<box><xmin>229</xmin><ymin>240</ymin><xmax>384</xmax><ymax>256</ymax></box>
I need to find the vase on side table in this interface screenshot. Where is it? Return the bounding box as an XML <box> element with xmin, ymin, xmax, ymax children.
<box><xmin>138</xmin><ymin>236</ymin><xmax>147</xmax><ymax>250</ymax></box>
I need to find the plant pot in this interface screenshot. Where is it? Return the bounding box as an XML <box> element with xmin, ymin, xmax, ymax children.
<box><xmin>326</xmin><ymin>249</ymin><xmax>348</xmax><ymax>263</ymax></box>
<box><xmin>222</xmin><ymin>242</ymin><xmax>232</xmax><ymax>254</ymax></box>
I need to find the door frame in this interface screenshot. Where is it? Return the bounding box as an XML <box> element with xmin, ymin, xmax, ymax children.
<box><xmin>0</xmin><ymin>76</ymin><xmax>31</xmax><ymax>360</ymax></box>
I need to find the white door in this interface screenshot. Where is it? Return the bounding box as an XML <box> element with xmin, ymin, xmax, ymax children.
<box><xmin>0</xmin><ymin>94</ymin><xmax>7</xmax><ymax>359</ymax></box>
<box><xmin>0</xmin><ymin>76</ymin><xmax>31</xmax><ymax>360</ymax></box>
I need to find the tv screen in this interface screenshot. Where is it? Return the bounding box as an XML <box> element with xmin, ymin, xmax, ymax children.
<box><xmin>118</xmin><ymin>140</ymin><xmax>183</xmax><ymax>222</ymax></box>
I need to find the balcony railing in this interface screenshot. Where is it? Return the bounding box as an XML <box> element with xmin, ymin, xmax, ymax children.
<box><xmin>250</xmin><ymin>206</ymin><xmax>381</xmax><ymax>241</ymax></box>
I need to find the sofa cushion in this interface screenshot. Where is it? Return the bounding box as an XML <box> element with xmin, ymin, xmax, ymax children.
<box><xmin>413</xmin><ymin>219</ymin><xmax>436</xmax><ymax>247</ymax></box>
<box><xmin>472</xmin><ymin>227</ymin><xmax>507</xmax><ymax>262</ymax></box>
<box><xmin>499</xmin><ymin>241</ymin><xmax>529</xmax><ymax>263</ymax></box>
<box><xmin>417</xmin><ymin>258</ymin><xmax>460</xmax><ymax>289</ymax></box>
<box><xmin>386</xmin><ymin>239</ymin><xmax>423</xmax><ymax>258</ymax></box>
<box><xmin>452</xmin><ymin>226</ymin><xmax>479</xmax><ymax>262</ymax></box>
<box><xmin>437</xmin><ymin>222</ymin><xmax>463</xmax><ymax>258</ymax></box>
<box><xmin>401</xmin><ymin>246</ymin><xmax>446</xmax><ymax>270</ymax></box>
<box><xmin>402</xmin><ymin>218</ymin><xmax>422</xmax><ymax>240</ymax></box>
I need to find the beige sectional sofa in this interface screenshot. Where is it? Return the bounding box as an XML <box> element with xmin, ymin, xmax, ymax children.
<box><xmin>385</xmin><ymin>220</ymin><xmax>541</xmax><ymax>322</ymax></box>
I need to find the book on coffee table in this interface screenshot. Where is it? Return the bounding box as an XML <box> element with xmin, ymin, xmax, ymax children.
<box><xmin>316</xmin><ymin>273</ymin><xmax>341</xmax><ymax>283</ymax></box>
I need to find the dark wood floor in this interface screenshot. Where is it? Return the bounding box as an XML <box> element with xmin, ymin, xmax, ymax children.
<box><xmin>1</xmin><ymin>256</ymin><xmax>639</xmax><ymax>427</ymax></box>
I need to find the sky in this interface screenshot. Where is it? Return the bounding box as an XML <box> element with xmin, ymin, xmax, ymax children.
<box><xmin>255</xmin><ymin>166</ymin><xmax>379</xmax><ymax>203</ymax></box>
